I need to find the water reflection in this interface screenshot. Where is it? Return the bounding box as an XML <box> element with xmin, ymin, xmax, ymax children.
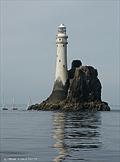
<box><xmin>53</xmin><ymin>113</ymin><xmax>67</xmax><ymax>162</ymax></box>
<box><xmin>52</xmin><ymin>111</ymin><xmax>101</xmax><ymax>161</ymax></box>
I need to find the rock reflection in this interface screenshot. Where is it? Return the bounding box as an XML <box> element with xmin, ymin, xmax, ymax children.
<box><xmin>52</xmin><ymin>111</ymin><xmax>101</xmax><ymax>161</ymax></box>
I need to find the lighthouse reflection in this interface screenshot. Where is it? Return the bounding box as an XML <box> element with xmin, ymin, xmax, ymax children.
<box><xmin>53</xmin><ymin>113</ymin><xmax>67</xmax><ymax>162</ymax></box>
<box><xmin>52</xmin><ymin>111</ymin><xmax>101</xmax><ymax>162</ymax></box>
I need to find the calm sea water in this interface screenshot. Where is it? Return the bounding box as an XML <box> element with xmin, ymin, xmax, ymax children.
<box><xmin>0</xmin><ymin>107</ymin><xmax>120</xmax><ymax>162</ymax></box>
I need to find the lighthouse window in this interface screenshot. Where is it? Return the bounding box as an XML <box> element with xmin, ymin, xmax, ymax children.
<box><xmin>63</xmin><ymin>45</ymin><xmax>64</xmax><ymax>47</ymax></box>
<box><xmin>63</xmin><ymin>65</ymin><xmax>65</xmax><ymax>68</ymax></box>
<box><xmin>59</xmin><ymin>39</ymin><xmax>61</xmax><ymax>41</ymax></box>
<box><xmin>59</xmin><ymin>60</ymin><xmax>61</xmax><ymax>62</ymax></box>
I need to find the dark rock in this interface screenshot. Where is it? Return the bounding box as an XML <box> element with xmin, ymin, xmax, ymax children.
<box><xmin>28</xmin><ymin>101</ymin><xmax>110</xmax><ymax>111</ymax></box>
<box><xmin>67</xmin><ymin>68</ymin><xmax>87</xmax><ymax>102</ymax></box>
<box><xmin>66</xmin><ymin>65</ymin><xmax>102</xmax><ymax>103</ymax></box>
<box><xmin>71</xmin><ymin>60</ymin><xmax>82</xmax><ymax>69</ymax></box>
<box><xmin>28</xmin><ymin>60</ymin><xmax>110</xmax><ymax>111</ymax></box>
<box><xmin>68</xmin><ymin>60</ymin><xmax>82</xmax><ymax>79</ymax></box>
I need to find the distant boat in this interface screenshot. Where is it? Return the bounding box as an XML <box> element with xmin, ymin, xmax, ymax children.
<box><xmin>12</xmin><ymin>96</ymin><xmax>18</xmax><ymax>110</ymax></box>
<box><xmin>12</xmin><ymin>107</ymin><xmax>18</xmax><ymax>110</ymax></box>
<box><xmin>2</xmin><ymin>104</ymin><xmax>8</xmax><ymax>110</ymax></box>
<box><xmin>2</xmin><ymin>96</ymin><xmax>8</xmax><ymax>110</ymax></box>
<box><xmin>2</xmin><ymin>107</ymin><xmax>8</xmax><ymax>110</ymax></box>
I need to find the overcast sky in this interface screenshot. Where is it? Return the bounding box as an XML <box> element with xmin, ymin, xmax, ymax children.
<box><xmin>0</xmin><ymin>0</ymin><xmax>119</xmax><ymax>107</ymax></box>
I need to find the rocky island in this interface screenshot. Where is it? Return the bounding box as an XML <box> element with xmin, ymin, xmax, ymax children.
<box><xmin>28</xmin><ymin>24</ymin><xmax>110</xmax><ymax>111</ymax></box>
<box><xmin>28</xmin><ymin>60</ymin><xmax>110</xmax><ymax>111</ymax></box>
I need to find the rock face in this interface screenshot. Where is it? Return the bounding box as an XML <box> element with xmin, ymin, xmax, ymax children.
<box><xmin>28</xmin><ymin>60</ymin><xmax>110</xmax><ymax>111</ymax></box>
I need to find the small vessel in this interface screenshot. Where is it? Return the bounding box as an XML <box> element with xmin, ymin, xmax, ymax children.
<box><xmin>12</xmin><ymin>96</ymin><xmax>18</xmax><ymax>110</ymax></box>
<box><xmin>2</xmin><ymin>107</ymin><xmax>8</xmax><ymax>110</ymax></box>
<box><xmin>12</xmin><ymin>107</ymin><xmax>18</xmax><ymax>110</ymax></box>
<box><xmin>2</xmin><ymin>96</ymin><xmax>8</xmax><ymax>110</ymax></box>
<box><xmin>2</xmin><ymin>103</ymin><xmax>8</xmax><ymax>110</ymax></box>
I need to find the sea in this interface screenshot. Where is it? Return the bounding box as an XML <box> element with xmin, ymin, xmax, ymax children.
<box><xmin>0</xmin><ymin>105</ymin><xmax>120</xmax><ymax>162</ymax></box>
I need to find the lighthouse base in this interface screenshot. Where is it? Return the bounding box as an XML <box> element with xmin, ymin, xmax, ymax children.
<box><xmin>47</xmin><ymin>80</ymin><xmax>68</xmax><ymax>102</ymax></box>
<box><xmin>28</xmin><ymin>100</ymin><xmax>110</xmax><ymax>111</ymax></box>
<box><xmin>28</xmin><ymin>60</ymin><xmax>110</xmax><ymax>111</ymax></box>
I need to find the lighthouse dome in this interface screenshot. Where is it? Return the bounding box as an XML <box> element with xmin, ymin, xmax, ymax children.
<box><xmin>59</xmin><ymin>24</ymin><xmax>66</xmax><ymax>28</ymax></box>
<box><xmin>58</xmin><ymin>24</ymin><xmax>66</xmax><ymax>34</ymax></box>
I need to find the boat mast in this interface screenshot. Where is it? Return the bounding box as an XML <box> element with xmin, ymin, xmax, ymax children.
<box><xmin>12</xmin><ymin>96</ymin><xmax>15</xmax><ymax>109</ymax></box>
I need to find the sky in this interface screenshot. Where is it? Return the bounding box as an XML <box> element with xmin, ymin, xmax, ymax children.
<box><xmin>0</xmin><ymin>0</ymin><xmax>119</xmax><ymax>107</ymax></box>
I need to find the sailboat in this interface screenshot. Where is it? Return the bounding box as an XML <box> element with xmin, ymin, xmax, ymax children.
<box><xmin>2</xmin><ymin>105</ymin><xmax>8</xmax><ymax>110</ymax></box>
<box><xmin>12</xmin><ymin>96</ymin><xmax>18</xmax><ymax>110</ymax></box>
<box><xmin>2</xmin><ymin>95</ymin><xmax>8</xmax><ymax>110</ymax></box>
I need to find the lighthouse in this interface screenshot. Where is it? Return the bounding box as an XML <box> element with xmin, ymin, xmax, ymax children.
<box><xmin>51</xmin><ymin>24</ymin><xmax>68</xmax><ymax>101</ymax></box>
<box><xmin>55</xmin><ymin>24</ymin><xmax>68</xmax><ymax>85</ymax></box>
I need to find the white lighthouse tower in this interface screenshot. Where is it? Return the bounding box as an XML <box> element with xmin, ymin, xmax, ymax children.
<box><xmin>50</xmin><ymin>24</ymin><xmax>68</xmax><ymax>101</ymax></box>
<box><xmin>55</xmin><ymin>24</ymin><xmax>68</xmax><ymax>86</ymax></box>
